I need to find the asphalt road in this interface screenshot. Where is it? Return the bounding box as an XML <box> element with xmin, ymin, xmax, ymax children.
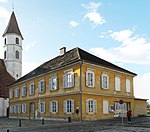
<box><xmin>0</xmin><ymin>117</ymin><xmax>150</xmax><ymax>132</ymax></box>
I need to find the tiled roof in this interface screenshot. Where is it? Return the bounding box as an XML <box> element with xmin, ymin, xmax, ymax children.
<box><xmin>2</xmin><ymin>11</ymin><xmax>23</xmax><ymax>40</ymax></box>
<box><xmin>0</xmin><ymin>59</ymin><xmax>15</xmax><ymax>97</ymax></box>
<box><xmin>10</xmin><ymin>47</ymin><xmax>136</xmax><ymax>86</ymax></box>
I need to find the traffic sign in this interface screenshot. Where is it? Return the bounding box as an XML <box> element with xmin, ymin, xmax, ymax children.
<box><xmin>119</xmin><ymin>99</ymin><xmax>124</xmax><ymax>104</ymax></box>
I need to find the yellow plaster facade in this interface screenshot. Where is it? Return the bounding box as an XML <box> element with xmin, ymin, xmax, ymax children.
<box><xmin>9</xmin><ymin>60</ymin><xmax>138</xmax><ymax>120</ymax></box>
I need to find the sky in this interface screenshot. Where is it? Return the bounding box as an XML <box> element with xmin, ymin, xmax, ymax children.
<box><xmin>0</xmin><ymin>0</ymin><xmax>150</xmax><ymax>101</ymax></box>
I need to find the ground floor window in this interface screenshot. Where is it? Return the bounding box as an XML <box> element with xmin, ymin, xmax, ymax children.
<box><xmin>64</xmin><ymin>99</ymin><xmax>74</xmax><ymax>114</ymax></box>
<box><xmin>38</xmin><ymin>102</ymin><xmax>45</xmax><ymax>113</ymax></box>
<box><xmin>50</xmin><ymin>101</ymin><xmax>58</xmax><ymax>114</ymax></box>
<box><xmin>86</xmin><ymin>99</ymin><xmax>97</xmax><ymax>114</ymax></box>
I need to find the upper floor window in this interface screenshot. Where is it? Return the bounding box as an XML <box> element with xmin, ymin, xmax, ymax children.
<box><xmin>126</xmin><ymin>78</ymin><xmax>131</xmax><ymax>93</ymax></box>
<box><xmin>16</xmin><ymin>50</ymin><xmax>19</xmax><ymax>59</ymax></box>
<box><xmin>102</xmin><ymin>73</ymin><xmax>109</xmax><ymax>89</ymax></box>
<box><xmin>4</xmin><ymin>51</ymin><xmax>6</xmax><ymax>59</ymax></box>
<box><xmin>9</xmin><ymin>89</ymin><xmax>13</xmax><ymax>99</ymax></box>
<box><xmin>38</xmin><ymin>102</ymin><xmax>45</xmax><ymax>113</ymax></box>
<box><xmin>64</xmin><ymin>99</ymin><xmax>74</xmax><ymax>114</ymax></box>
<box><xmin>22</xmin><ymin>85</ymin><xmax>26</xmax><ymax>97</ymax></box>
<box><xmin>16</xmin><ymin>37</ymin><xmax>19</xmax><ymax>44</ymax></box>
<box><xmin>4</xmin><ymin>38</ymin><xmax>6</xmax><ymax>45</ymax></box>
<box><xmin>86</xmin><ymin>70</ymin><xmax>95</xmax><ymax>87</ymax></box>
<box><xmin>29</xmin><ymin>82</ymin><xmax>34</xmax><ymax>95</ymax></box>
<box><xmin>49</xmin><ymin>75</ymin><xmax>58</xmax><ymax>91</ymax></box>
<box><xmin>63</xmin><ymin>70</ymin><xmax>74</xmax><ymax>88</ymax></box>
<box><xmin>15</xmin><ymin>88</ymin><xmax>19</xmax><ymax>98</ymax></box>
<box><xmin>50</xmin><ymin>101</ymin><xmax>58</xmax><ymax>114</ymax></box>
<box><xmin>115</xmin><ymin>76</ymin><xmax>121</xmax><ymax>91</ymax></box>
<box><xmin>38</xmin><ymin>79</ymin><xmax>45</xmax><ymax>93</ymax></box>
<box><xmin>22</xmin><ymin>103</ymin><xmax>26</xmax><ymax>113</ymax></box>
<box><xmin>86</xmin><ymin>99</ymin><xmax>97</xmax><ymax>114</ymax></box>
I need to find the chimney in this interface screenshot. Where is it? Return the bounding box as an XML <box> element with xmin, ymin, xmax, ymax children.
<box><xmin>60</xmin><ymin>47</ymin><xmax>66</xmax><ymax>56</ymax></box>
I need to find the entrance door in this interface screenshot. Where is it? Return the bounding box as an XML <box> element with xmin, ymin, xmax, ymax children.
<box><xmin>29</xmin><ymin>102</ymin><xmax>35</xmax><ymax>119</ymax></box>
<box><xmin>114</xmin><ymin>102</ymin><xmax>130</xmax><ymax>117</ymax></box>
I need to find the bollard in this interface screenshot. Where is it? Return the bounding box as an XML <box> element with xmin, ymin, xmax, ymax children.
<box><xmin>7</xmin><ymin>130</ymin><xmax>9</xmax><ymax>132</ymax></box>
<box><xmin>68</xmin><ymin>117</ymin><xmax>71</xmax><ymax>123</ymax></box>
<box><xmin>42</xmin><ymin>118</ymin><xmax>44</xmax><ymax>125</ymax></box>
<box><xmin>19</xmin><ymin>119</ymin><xmax>21</xmax><ymax>127</ymax></box>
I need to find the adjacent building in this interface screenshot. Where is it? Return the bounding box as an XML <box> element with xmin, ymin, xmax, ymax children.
<box><xmin>0</xmin><ymin>11</ymin><xmax>23</xmax><ymax>117</ymax></box>
<box><xmin>9</xmin><ymin>47</ymin><xmax>144</xmax><ymax>120</ymax></box>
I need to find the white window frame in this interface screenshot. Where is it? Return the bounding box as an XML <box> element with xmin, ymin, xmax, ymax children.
<box><xmin>15</xmin><ymin>88</ymin><xmax>19</xmax><ymax>98</ymax></box>
<box><xmin>38</xmin><ymin>102</ymin><xmax>45</xmax><ymax>113</ymax></box>
<box><xmin>29</xmin><ymin>82</ymin><xmax>34</xmax><ymax>95</ymax></box>
<box><xmin>50</xmin><ymin>101</ymin><xmax>58</xmax><ymax>114</ymax></box>
<box><xmin>115</xmin><ymin>76</ymin><xmax>121</xmax><ymax>91</ymax></box>
<box><xmin>126</xmin><ymin>78</ymin><xmax>131</xmax><ymax>93</ymax></box>
<box><xmin>22</xmin><ymin>103</ymin><xmax>26</xmax><ymax>113</ymax></box>
<box><xmin>64</xmin><ymin>99</ymin><xmax>74</xmax><ymax>114</ymax></box>
<box><xmin>86</xmin><ymin>70</ymin><xmax>95</xmax><ymax>88</ymax></box>
<box><xmin>86</xmin><ymin>99</ymin><xmax>97</xmax><ymax>114</ymax></box>
<box><xmin>22</xmin><ymin>85</ymin><xmax>26</xmax><ymax>96</ymax></box>
<box><xmin>63</xmin><ymin>70</ymin><xmax>74</xmax><ymax>88</ymax></box>
<box><xmin>38</xmin><ymin>79</ymin><xmax>45</xmax><ymax>93</ymax></box>
<box><xmin>103</xmin><ymin>100</ymin><xmax>109</xmax><ymax>114</ymax></box>
<box><xmin>49</xmin><ymin>76</ymin><xmax>58</xmax><ymax>91</ymax></box>
<box><xmin>102</xmin><ymin>73</ymin><xmax>109</xmax><ymax>89</ymax></box>
<box><xmin>9</xmin><ymin>89</ymin><xmax>13</xmax><ymax>99</ymax></box>
<box><xmin>10</xmin><ymin>105</ymin><xmax>14</xmax><ymax>113</ymax></box>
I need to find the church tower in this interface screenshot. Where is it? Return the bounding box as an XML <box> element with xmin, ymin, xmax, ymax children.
<box><xmin>2</xmin><ymin>11</ymin><xmax>23</xmax><ymax>80</ymax></box>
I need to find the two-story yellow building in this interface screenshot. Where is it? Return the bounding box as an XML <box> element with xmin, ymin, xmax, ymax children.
<box><xmin>9</xmin><ymin>47</ymin><xmax>138</xmax><ymax>120</ymax></box>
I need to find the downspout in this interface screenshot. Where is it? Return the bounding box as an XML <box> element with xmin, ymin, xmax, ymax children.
<box><xmin>79</xmin><ymin>61</ymin><xmax>83</xmax><ymax>121</ymax></box>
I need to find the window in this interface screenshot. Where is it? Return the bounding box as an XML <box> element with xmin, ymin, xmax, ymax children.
<box><xmin>15</xmin><ymin>88</ymin><xmax>19</xmax><ymax>97</ymax></box>
<box><xmin>16</xmin><ymin>37</ymin><xmax>19</xmax><ymax>44</ymax></box>
<box><xmin>4</xmin><ymin>38</ymin><xmax>6</xmax><ymax>44</ymax></box>
<box><xmin>64</xmin><ymin>99</ymin><xmax>74</xmax><ymax>114</ymax></box>
<box><xmin>4</xmin><ymin>51</ymin><xmax>6</xmax><ymax>59</ymax></box>
<box><xmin>38</xmin><ymin>102</ymin><xmax>45</xmax><ymax>113</ymax></box>
<box><xmin>115</xmin><ymin>76</ymin><xmax>121</xmax><ymax>91</ymax></box>
<box><xmin>22</xmin><ymin>104</ymin><xmax>26</xmax><ymax>113</ymax></box>
<box><xmin>29</xmin><ymin>82</ymin><xmax>34</xmax><ymax>95</ymax></box>
<box><xmin>103</xmin><ymin>100</ymin><xmax>109</xmax><ymax>114</ymax></box>
<box><xmin>18</xmin><ymin>104</ymin><xmax>21</xmax><ymax>113</ymax></box>
<box><xmin>30</xmin><ymin>102</ymin><xmax>35</xmax><ymax>113</ymax></box>
<box><xmin>49</xmin><ymin>76</ymin><xmax>58</xmax><ymax>91</ymax></box>
<box><xmin>14</xmin><ymin>105</ymin><xmax>17</xmax><ymax>113</ymax></box>
<box><xmin>9</xmin><ymin>89</ymin><xmax>13</xmax><ymax>99</ymax></box>
<box><xmin>86</xmin><ymin>99</ymin><xmax>97</xmax><ymax>114</ymax></box>
<box><xmin>126</xmin><ymin>79</ymin><xmax>131</xmax><ymax>92</ymax></box>
<box><xmin>38</xmin><ymin>80</ymin><xmax>45</xmax><ymax>93</ymax></box>
<box><xmin>50</xmin><ymin>101</ymin><xmax>58</xmax><ymax>114</ymax></box>
<box><xmin>86</xmin><ymin>70</ymin><xmax>95</xmax><ymax>87</ymax></box>
<box><xmin>102</xmin><ymin>74</ymin><xmax>109</xmax><ymax>89</ymax></box>
<box><xmin>16</xmin><ymin>50</ymin><xmax>19</xmax><ymax>59</ymax></box>
<box><xmin>63</xmin><ymin>70</ymin><xmax>74</xmax><ymax>88</ymax></box>
<box><xmin>14</xmin><ymin>104</ymin><xmax>21</xmax><ymax>113</ymax></box>
<box><xmin>22</xmin><ymin>85</ymin><xmax>26</xmax><ymax>96</ymax></box>
<box><xmin>10</xmin><ymin>105</ymin><xmax>14</xmax><ymax>113</ymax></box>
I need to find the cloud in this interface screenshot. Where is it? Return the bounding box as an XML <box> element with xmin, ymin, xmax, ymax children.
<box><xmin>69</xmin><ymin>21</ymin><xmax>79</xmax><ymax>28</ymax></box>
<box><xmin>90</xmin><ymin>29</ymin><xmax>150</xmax><ymax>64</ymax></box>
<box><xmin>0</xmin><ymin>6</ymin><xmax>10</xmax><ymax>24</ymax></box>
<box><xmin>82</xmin><ymin>2</ymin><xmax>105</xmax><ymax>26</ymax></box>
<box><xmin>0</xmin><ymin>0</ymin><xmax>7</xmax><ymax>2</ymax></box>
<box><xmin>22</xmin><ymin>61</ymin><xmax>39</xmax><ymax>76</ymax></box>
<box><xmin>134</xmin><ymin>73</ymin><xmax>150</xmax><ymax>100</ymax></box>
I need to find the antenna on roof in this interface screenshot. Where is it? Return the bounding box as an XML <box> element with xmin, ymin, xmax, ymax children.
<box><xmin>12</xmin><ymin>2</ymin><xmax>14</xmax><ymax>11</ymax></box>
